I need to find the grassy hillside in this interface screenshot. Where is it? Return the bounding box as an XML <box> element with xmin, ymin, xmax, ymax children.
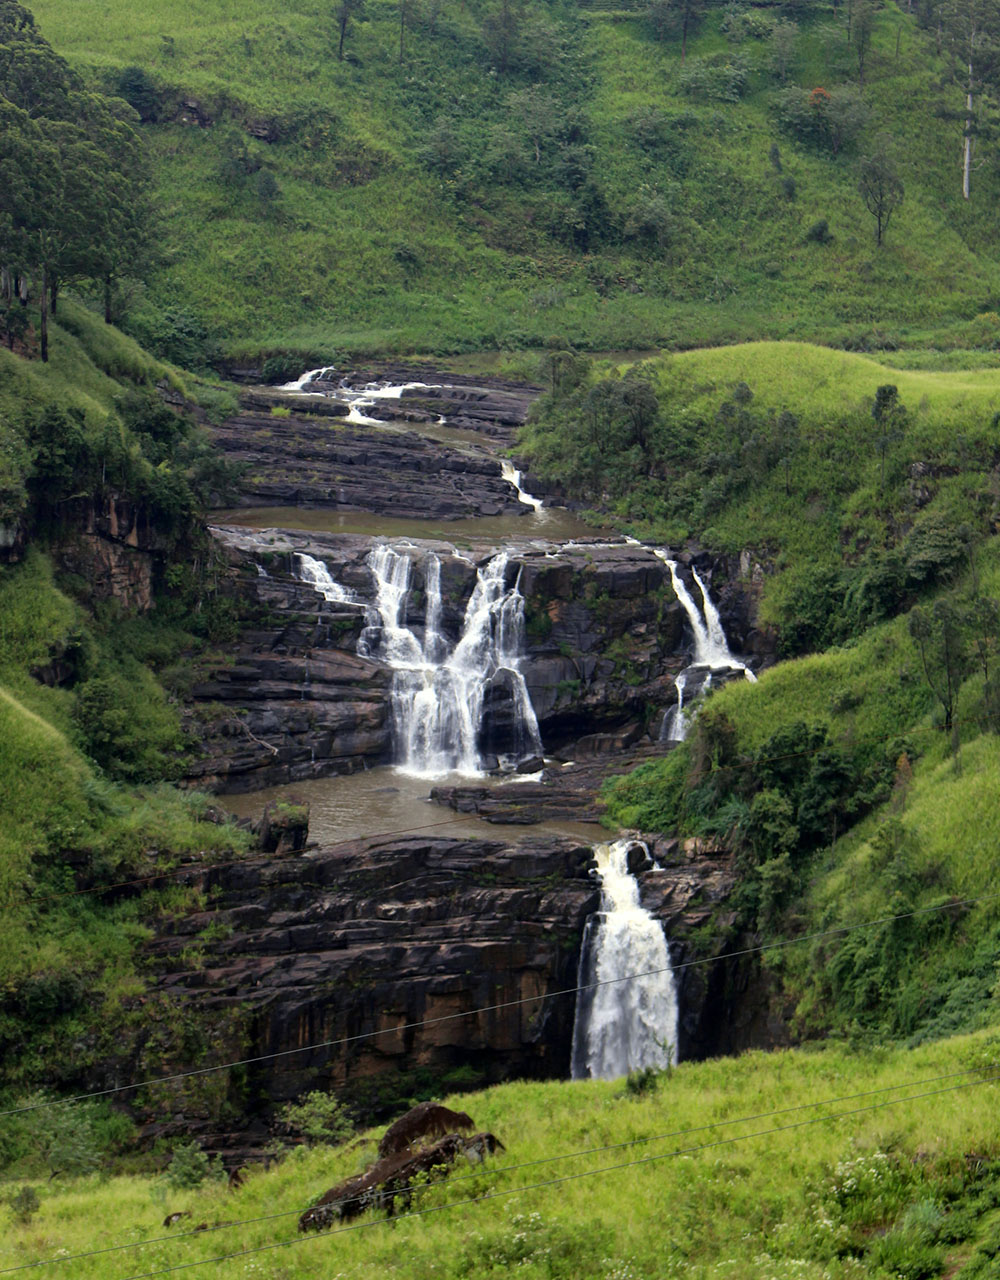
<box><xmin>520</xmin><ymin>340</ymin><xmax>1000</xmax><ymax>648</ymax></box>
<box><xmin>0</xmin><ymin>312</ymin><xmax>250</xmax><ymax>1096</ymax></box>
<box><xmin>22</xmin><ymin>0</ymin><xmax>1000</xmax><ymax>362</ymax></box>
<box><xmin>4</xmin><ymin>1032</ymin><xmax>1000</xmax><ymax>1278</ymax></box>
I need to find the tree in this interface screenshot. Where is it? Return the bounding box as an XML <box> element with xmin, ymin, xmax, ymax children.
<box><xmin>858</xmin><ymin>142</ymin><xmax>904</xmax><ymax>245</ymax></box>
<box><xmin>482</xmin><ymin>0</ymin><xmax>524</xmax><ymax>75</ymax></box>
<box><xmin>871</xmin><ymin>382</ymin><xmax>906</xmax><ymax>484</ymax></box>
<box><xmin>908</xmin><ymin>599</ymin><xmax>970</xmax><ymax>733</ymax></box>
<box><xmin>938</xmin><ymin>0</ymin><xmax>1000</xmax><ymax>199</ymax></box>
<box><xmin>648</xmin><ymin>0</ymin><xmax>707</xmax><ymax>63</ymax></box>
<box><xmin>851</xmin><ymin>0</ymin><xmax>876</xmax><ymax>90</ymax></box>
<box><xmin>335</xmin><ymin>0</ymin><xmax>365</xmax><ymax>61</ymax></box>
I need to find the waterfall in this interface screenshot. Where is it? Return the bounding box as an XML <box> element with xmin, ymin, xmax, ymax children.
<box><xmin>658</xmin><ymin>670</ymin><xmax>687</xmax><ymax>743</ymax></box>
<box><xmin>500</xmin><ymin>459</ymin><xmax>544</xmax><ymax>512</ymax></box>
<box><xmin>653</xmin><ymin>552</ymin><xmax>756</xmax><ymax>741</ymax></box>
<box><xmin>296</xmin><ymin>553</ymin><xmax>358</xmax><ymax>604</ymax></box>
<box><xmin>358</xmin><ymin>545</ymin><xmax>542</xmax><ymax>777</ymax></box>
<box><xmin>571</xmin><ymin>840</ymin><xmax>678</xmax><ymax>1081</ymax></box>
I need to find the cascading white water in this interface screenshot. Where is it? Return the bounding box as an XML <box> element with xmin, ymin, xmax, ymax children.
<box><xmin>278</xmin><ymin>367</ymin><xmax>441</xmax><ymax>424</ymax></box>
<box><xmin>358</xmin><ymin>545</ymin><xmax>542</xmax><ymax>777</ymax></box>
<box><xmin>500</xmin><ymin>459</ymin><xmax>544</xmax><ymax>512</ymax></box>
<box><xmin>296</xmin><ymin>553</ymin><xmax>358</xmax><ymax>604</ymax></box>
<box><xmin>659</xmin><ymin>670</ymin><xmax>688</xmax><ymax>743</ymax></box>
<box><xmin>571</xmin><ymin>840</ymin><xmax>678</xmax><ymax>1080</ymax></box>
<box><xmin>652</xmin><ymin>551</ymin><xmax>755</xmax><ymax>742</ymax></box>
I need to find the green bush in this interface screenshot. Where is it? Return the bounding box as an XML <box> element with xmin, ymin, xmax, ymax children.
<box><xmin>164</xmin><ymin>1141</ymin><xmax>226</xmax><ymax>1190</ymax></box>
<box><xmin>276</xmin><ymin>1090</ymin><xmax>354</xmax><ymax>1147</ymax></box>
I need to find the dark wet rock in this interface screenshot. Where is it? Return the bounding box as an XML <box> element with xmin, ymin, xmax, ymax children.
<box><xmin>209</xmin><ymin>411</ymin><xmax>526</xmax><ymax>521</ymax></box>
<box><xmin>96</xmin><ymin>830</ymin><xmax>745</xmax><ymax>1164</ymax></box>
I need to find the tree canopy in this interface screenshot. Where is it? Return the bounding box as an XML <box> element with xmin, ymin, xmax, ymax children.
<box><xmin>0</xmin><ymin>0</ymin><xmax>149</xmax><ymax>358</ymax></box>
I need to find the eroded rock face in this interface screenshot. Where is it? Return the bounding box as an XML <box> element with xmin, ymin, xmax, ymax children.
<box><xmin>54</xmin><ymin>496</ymin><xmax>171</xmax><ymax>612</ymax></box>
<box><xmin>183</xmin><ymin>533</ymin><xmax>766</xmax><ymax>791</ymax></box>
<box><xmin>211</xmin><ymin>412</ymin><xmax>528</xmax><ymax>520</ymax></box>
<box><xmin>110</xmin><ymin>831</ymin><xmax>744</xmax><ymax>1162</ymax></box>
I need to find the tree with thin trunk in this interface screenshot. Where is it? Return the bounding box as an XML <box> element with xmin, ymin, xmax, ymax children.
<box><xmin>852</xmin><ymin>0</ymin><xmax>876</xmax><ymax>89</ymax></box>
<box><xmin>335</xmin><ymin>0</ymin><xmax>364</xmax><ymax>61</ymax></box>
<box><xmin>858</xmin><ymin>141</ymin><xmax>904</xmax><ymax>245</ymax></box>
<box><xmin>648</xmin><ymin>0</ymin><xmax>706</xmax><ymax>63</ymax></box>
<box><xmin>939</xmin><ymin>0</ymin><xmax>1000</xmax><ymax>200</ymax></box>
<box><xmin>908</xmin><ymin>598</ymin><xmax>970</xmax><ymax>734</ymax></box>
<box><xmin>482</xmin><ymin>0</ymin><xmax>523</xmax><ymax>76</ymax></box>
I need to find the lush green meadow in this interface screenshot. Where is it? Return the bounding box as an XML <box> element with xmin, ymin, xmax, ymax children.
<box><xmin>21</xmin><ymin>0</ymin><xmax>1000</xmax><ymax>362</ymax></box>
<box><xmin>4</xmin><ymin>1032</ymin><xmax>1000</xmax><ymax>1279</ymax></box>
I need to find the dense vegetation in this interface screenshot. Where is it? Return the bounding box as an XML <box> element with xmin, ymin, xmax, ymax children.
<box><xmin>5</xmin><ymin>1032</ymin><xmax>1000</xmax><ymax>1278</ymax></box>
<box><xmin>520</xmin><ymin>342</ymin><xmax>1000</xmax><ymax>647</ymax></box>
<box><xmin>17</xmin><ymin>0</ymin><xmax>1000</xmax><ymax>364</ymax></box>
<box><xmin>0</xmin><ymin>0</ymin><xmax>149</xmax><ymax>356</ymax></box>
<box><xmin>0</xmin><ymin>307</ymin><xmax>249</xmax><ymax>1103</ymax></box>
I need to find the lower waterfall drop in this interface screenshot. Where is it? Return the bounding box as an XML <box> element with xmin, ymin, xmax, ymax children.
<box><xmin>359</xmin><ymin>544</ymin><xmax>542</xmax><ymax>777</ymax></box>
<box><xmin>571</xmin><ymin>840</ymin><xmax>678</xmax><ymax>1080</ymax></box>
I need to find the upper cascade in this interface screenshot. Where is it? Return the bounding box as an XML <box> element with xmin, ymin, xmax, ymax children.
<box><xmin>571</xmin><ymin>839</ymin><xmax>678</xmax><ymax>1080</ymax></box>
<box><xmin>654</xmin><ymin>551</ymin><xmax>756</xmax><ymax>742</ymax></box>
<box><xmin>278</xmin><ymin>368</ymin><xmax>442</xmax><ymax>425</ymax></box>
<box><xmin>296</xmin><ymin>553</ymin><xmax>358</xmax><ymax>604</ymax></box>
<box><xmin>357</xmin><ymin>545</ymin><xmax>542</xmax><ymax>777</ymax></box>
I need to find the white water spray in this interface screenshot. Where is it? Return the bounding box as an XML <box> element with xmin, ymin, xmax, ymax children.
<box><xmin>500</xmin><ymin>459</ymin><xmax>544</xmax><ymax>512</ymax></box>
<box><xmin>571</xmin><ymin>840</ymin><xmax>678</xmax><ymax>1080</ymax></box>
<box><xmin>296</xmin><ymin>553</ymin><xmax>358</xmax><ymax>604</ymax></box>
<box><xmin>358</xmin><ymin>545</ymin><xmax>542</xmax><ymax>777</ymax></box>
<box><xmin>652</xmin><ymin>551</ymin><xmax>755</xmax><ymax>742</ymax></box>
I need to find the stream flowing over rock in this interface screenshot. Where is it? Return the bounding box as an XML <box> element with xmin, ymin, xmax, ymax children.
<box><xmin>112</xmin><ymin>367</ymin><xmax>785</xmax><ymax>1155</ymax></box>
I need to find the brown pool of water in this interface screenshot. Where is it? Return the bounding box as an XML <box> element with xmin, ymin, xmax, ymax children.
<box><xmin>223</xmin><ymin>766</ymin><xmax>607</xmax><ymax>850</ymax></box>
<box><xmin>211</xmin><ymin>505</ymin><xmax>604</xmax><ymax>546</ymax></box>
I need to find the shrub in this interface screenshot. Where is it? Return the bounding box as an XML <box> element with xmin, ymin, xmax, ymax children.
<box><xmin>4</xmin><ymin>1185</ymin><xmax>39</xmax><ymax>1225</ymax></box>
<box><xmin>276</xmin><ymin>1090</ymin><xmax>354</xmax><ymax>1147</ymax></box>
<box><xmin>805</xmin><ymin>218</ymin><xmax>833</xmax><ymax>244</ymax></box>
<box><xmin>678</xmin><ymin>55</ymin><xmax>750</xmax><ymax>104</ymax></box>
<box><xmin>115</xmin><ymin>66</ymin><xmax>162</xmax><ymax>122</ymax></box>
<box><xmin>776</xmin><ymin>85</ymin><xmax>868</xmax><ymax>154</ymax></box>
<box><xmin>164</xmin><ymin>1141</ymin><xmax>226</xmax><ymax>1190</ymax></box>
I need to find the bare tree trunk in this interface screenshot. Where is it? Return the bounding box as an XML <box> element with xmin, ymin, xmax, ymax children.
<box><xmin>49</xmin><ymin>274</ymin><xmax>58</xmax><ymax>316</ymax></box>
<box><xmin>40</xmin><ymin>264</ymin><xmax>48</xmax><ymax>363</ymax></box>
<box><xmin>104</xmin><ymin>273</ymin><xmax>113</xmax><ymax>324</ymax></box>
<box><xmin>963</xmin><ymin>62</ymin><xmax>974</xmax><ymax>200</ymax></box>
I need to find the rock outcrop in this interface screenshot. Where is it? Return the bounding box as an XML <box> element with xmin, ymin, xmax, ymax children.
<box><xmin>106</xmin><ymin>830</ymin><xmax>745</xmax><ymax>1163</ymax></box>
<box><xmin>210</xmin><ymin>411</ymin><xmax>528</xmax><ymax>520</ymax></box>
<box><xmin>182</xmin><ymin>531</ymin><xmax>763</xmax><ymax>792</ymax></box>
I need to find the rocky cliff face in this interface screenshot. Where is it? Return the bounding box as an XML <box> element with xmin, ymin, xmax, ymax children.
<box><xmin>183</xmin><ymin>531</ymin><xmax>766</xmax><ymax>792</ymax></box>
<box><xmin>110</xmin><ymin>830</ymin><xmax>749</xmax><ymax>1163</ymax></box>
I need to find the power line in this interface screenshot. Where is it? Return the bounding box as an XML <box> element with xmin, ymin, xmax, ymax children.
<box><xmin>3</xmin><ymin>887</ymin><xmax>995</xmax><ymax>1121</ymax></box>
<box><xmin>4</xmin><ymin>1061</ymin><xmax>994</xmax><ymax>1277</ymax></box>
<box><xmin>106</xmin><ymin>1070</ymin><xmax>997</xmax><ymax>1280</ymax></box>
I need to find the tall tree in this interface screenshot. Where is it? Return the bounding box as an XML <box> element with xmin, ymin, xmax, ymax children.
<box><xmin>648</xmin><ymin>0</ymin><xmax>706</xmax><ymax>63</ymax></box>
<box><xmin>858</xmin><ymin>142</ymin><xmax>904</xmax><ymax>245</ymax></box>
<box><xmin>335</xmin><ymin>0</ymin><xmax>365</xmax><ymax>61</ymax></box>
<box><xmin>482</xmin><ymin>0</ymin><xmax>524</xmax><ymax>75</ymax></box>
<box><xmin>939</xmin><ymin>0</ymin><xmax>1000</xmax><ymax>199</ymax></box>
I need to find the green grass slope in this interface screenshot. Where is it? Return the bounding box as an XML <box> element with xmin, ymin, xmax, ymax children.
<box><xmin>22</xmin><ymin>0</ymin><xmax>1000</xmax><ymax>361</ymax></box>
<box><xmin>5</xmin><ymin>1033</ymin><xmax>1000</xmax><ymax>1278</ymax></box>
